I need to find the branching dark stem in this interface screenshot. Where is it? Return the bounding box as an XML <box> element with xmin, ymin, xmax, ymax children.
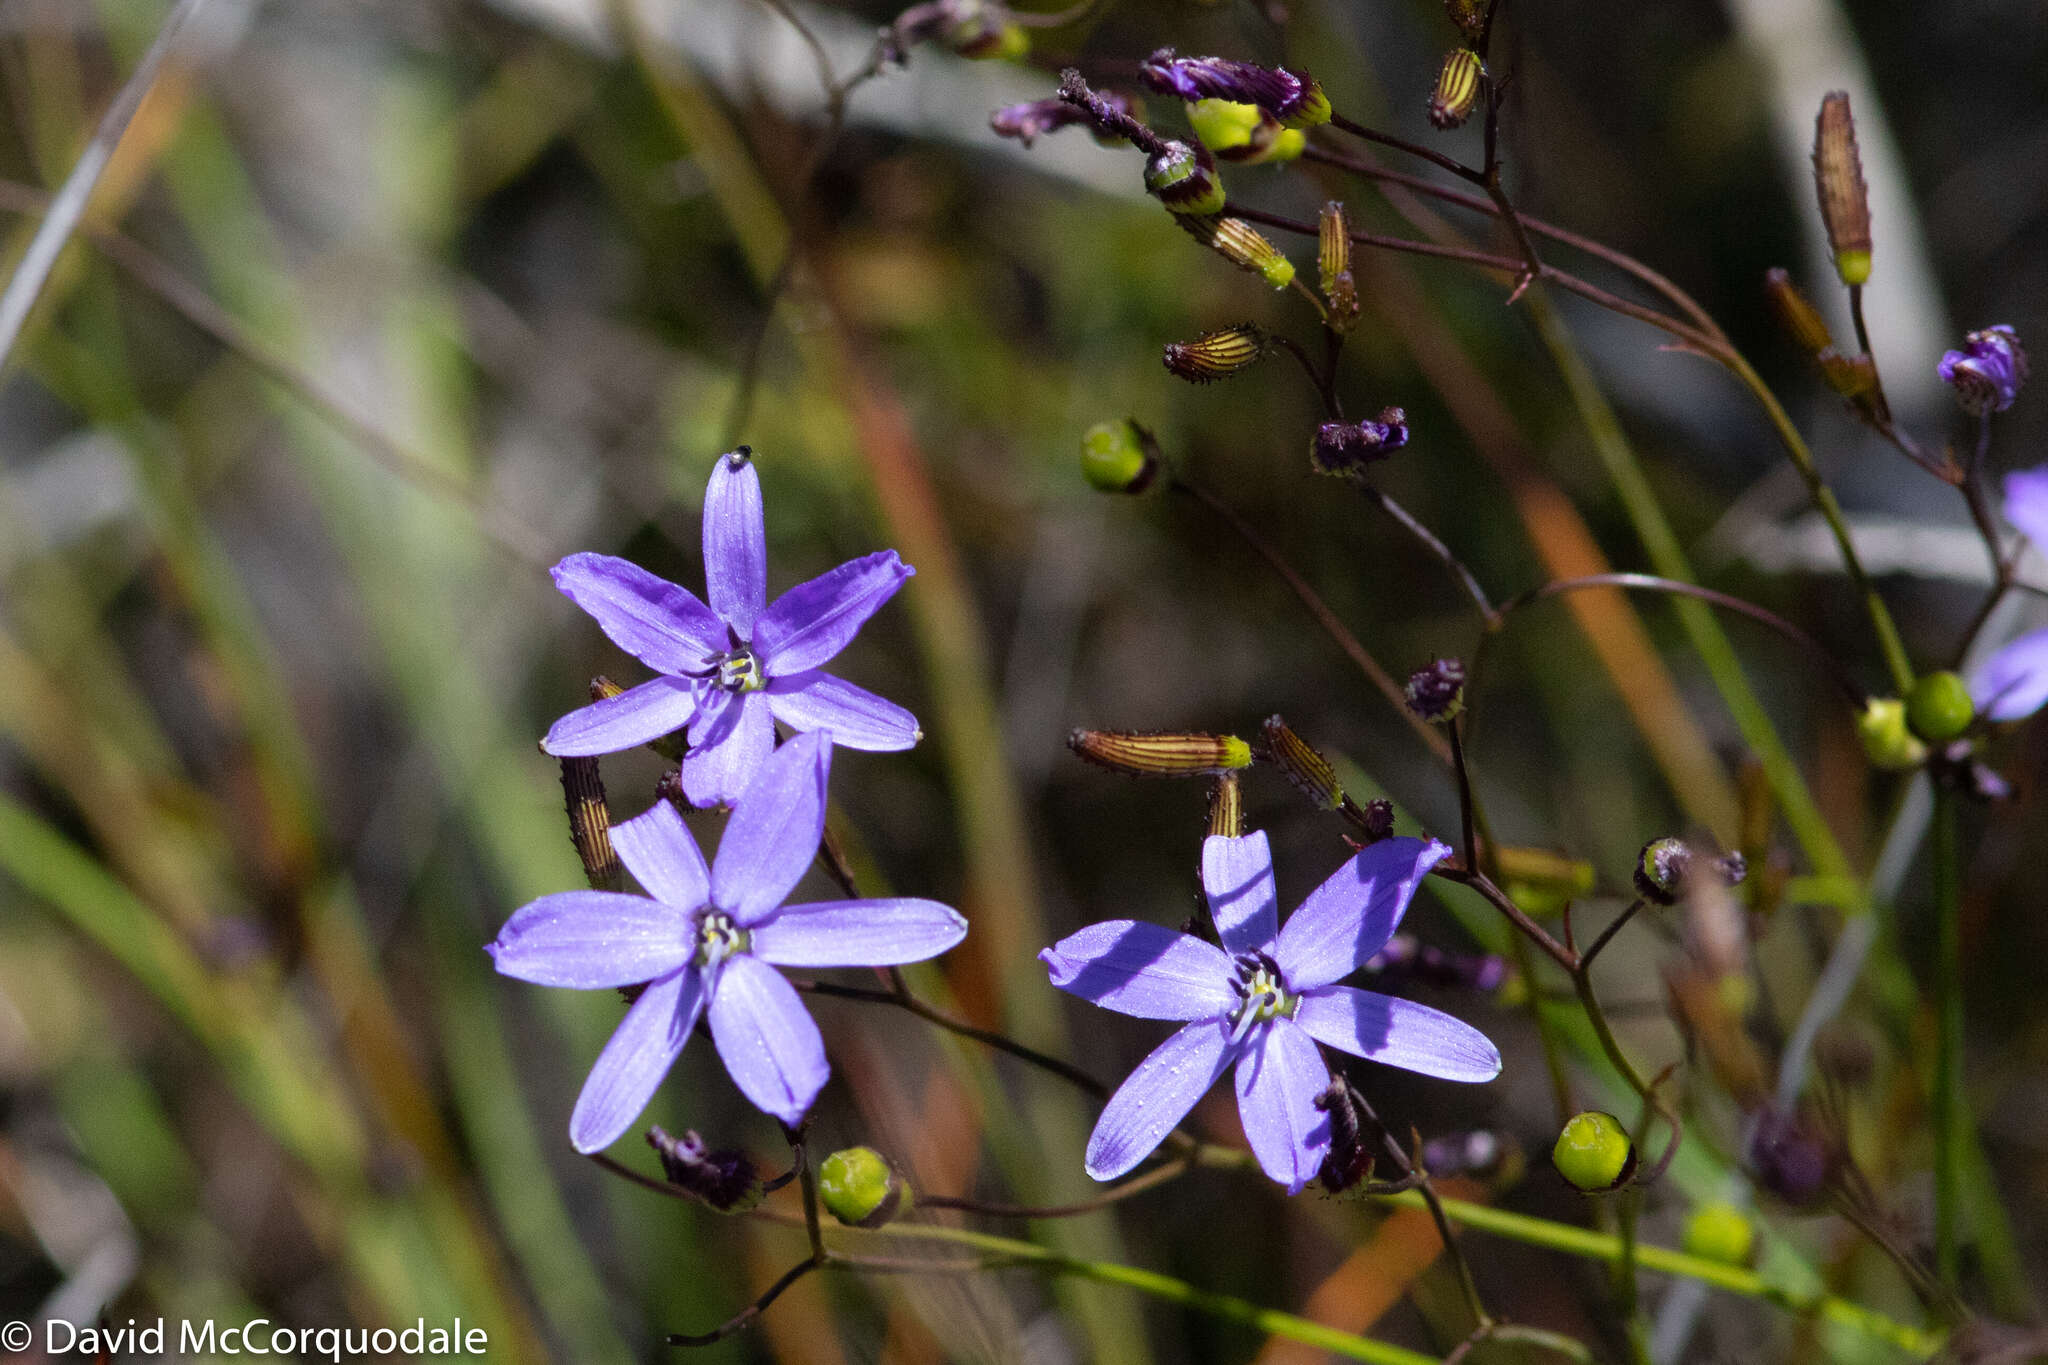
<box><xmin>1346</xmin><ymin>474</ymin><xmax>1498</xmax><ymax>622</ymax></box>
<box><xmin>667</xmin><ymin>1258</ymin><xmax>819</xmax><ymax>1347</ymax></box>
<box><xmin>919</xmin><ymin>1155</ymin><xmax>1193</xmax><ymax>1219</ymax></box>
<box><xmin>1483</xmin><ymin>572</ymin><xmax>1869</xmax><ymax>709</ymax></box>
<box><xmin>1446</xmin><ymin>719</ymin><xmax>1480</xmax><ymax>874</ymax></box>
<box><xmin>1348</xmin><ymin>1086</ymin><xmax>1491</xmax><ymax>1333</ymax></box>
<box><xmin>1327</xmin><ymin>111</ymin><xmax>1486</xmax><ymax>185</ymax></box>
<box><xmin>798</xmin><ymin>980</ymin><xmax>1109</xmax><ymax>1098</ymax></box>
<box><xmin>1433</xmin><ymin>865</ymin><xmax>1577</xmax><ymax>972</ymax></box>
<box><xmin>1579</xmin><ymin>898</ymin><xmax>1647</xmax><ymax>972</ymax></box>
<box><xmin>1172</xmin><ymin>475</ymin><xmax>1454</xmax><ymax>765</ymax></box>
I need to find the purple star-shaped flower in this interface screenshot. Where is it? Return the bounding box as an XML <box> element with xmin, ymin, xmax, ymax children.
<box><xmin>1972</xmin><ymin>465</ymin><xmax>2048</xmax><ymax>721</ymax></box>
<box><xmin>489</xmin><ymin>731</ymin><xmax>967</xmax><ymax>1151</ymax></box>
<box><xmin>542</xmin><ymin>448</ymin><xmax>921</xmax><ymax>808</ymax></box>
<box><xmin>1937</xmin><ymin>324</ymin><xmax>2028</xmax><ymax>415</ymax></box>
<box><xmin>1040</xmin><ymin>832</ymin><xmax>1499</xmax><ymax>1193</ymax></box>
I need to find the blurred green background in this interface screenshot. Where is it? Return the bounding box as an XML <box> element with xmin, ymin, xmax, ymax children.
<box><xmin>1</xmin><ymin>0</ymin><xmax>2043</xmax><ymax>1360</ymax></box>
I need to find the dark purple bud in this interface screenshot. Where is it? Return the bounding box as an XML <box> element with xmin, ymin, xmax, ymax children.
<box><xmin>1315</xmin><ymin>1080</ymin><xmax>1374</xmax><ymax>1194</ymax></box>
<box><xmin>1743</xmin><ymin>1106</ymin><xmax>1836</xmax><ymax>1208</ymax></box>
<box><xmin>1310</xmin><ymin>407</ymin><xmax>1410</xmax><ymax>475</ymax></box>
<box><xmin>1359</xmin><ymin>797</ymin><xmax>1395</xmax><ymax>842</ymax></box>
<box><xmin>1404</xmin><ymin>657</ymin><xmax>1466</xmax><ymax>723</ymax></box>
<box><xmin>648</xmin><ymin>1127</ymin><xmax>765</xmax><ymax>1213</ymax></box>
<box><xmin>1139</xmin><ymin>49</ymin><xmax>1330</xmax><ymax>128</ymax></box>
<box><xmin>1364</xmin><ymin>933</ymin><xmax>1507</xmax><ymax>993</ymax></box>
<box><xmin>1938</xmin><ymin>325</ymin><xmax>2028</xmax><ymax>415</ymax></box>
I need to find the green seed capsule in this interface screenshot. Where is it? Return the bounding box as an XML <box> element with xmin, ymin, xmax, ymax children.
<box><xmin>1856</xmin><ymin>696</ymin><xmax>1926</xmax><ymax>770</ymax></box>
<box><xmin>1682</xmin><ymin>1201</ymin><xmax>1758</xmax><ymax>1266</ymax></box>
<box><xmin>1552</xmin><ymin>1111</ymin><xmax>1636</xmax><ymax>1192</ymax></box>
<box><xmin>1079</xmin><ymin>420</ymin><xmax>1158</xmax><ymax>494</ymax></box>
<box><xmin>1906</xmin><ymin>671</ymin><xmax>1975</xmax><ymax>744</ymax></box>
<box><xmin>819</xmin><ymin>1146</ymin><xmax>911</xmax><ymax>1228</ymax></box>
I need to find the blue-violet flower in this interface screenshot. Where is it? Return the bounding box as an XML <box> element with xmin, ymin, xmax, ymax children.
<box><xmin>489</xmin><ymin>732</ymin><xmax>968</xmax><ymax>1151</ymax></box>
<box><xmin>1040</xmin><ymin>832</ymin><xmax>1499</xmax><ymax>1192</ymax></box>
<box><xmin>1937</xmin><ymin>325</ymin><xmax>2028</xmax><ymax>415</ymax></box>
<box><xmin>542</xmin><ymin>448</ymin><xmax>920</xmax><ymax>807</ymax></box>
<box><xmin>1971</xmin><ymin>465</ymin><xmax>2048</xmax><ymax>720</ymax></box>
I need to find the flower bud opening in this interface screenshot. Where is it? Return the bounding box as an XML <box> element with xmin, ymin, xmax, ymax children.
<box><xmin>1938</xmin><ymin>325</ymin><xmax>2029</xmax><ymax>415</ymax></box>
<box><xmin>1635</xmin><ymin>836</ymin><xmax>1693</xmax><ymax>905</ymax></box>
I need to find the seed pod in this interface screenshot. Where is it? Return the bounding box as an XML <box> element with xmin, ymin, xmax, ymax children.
<box><xmin>1079</xmin><ymin>419</ymin><xmax>1159</xmax><ymax>494</ymax></box>
<box><xmin>1318</xmin><ymin>201</ymin><xmax>1359</xmax><ymax>329</ymax></box>
<box><xmin>1764</xmin><ymin>268</ymin><xmax>1833</xmax><ymax>355</ymax></box>
<box><xmin>1144</xmin><ymin>140</ymin><xmax>1226</xmax><ymax>216</ymax></box>
<box><xmin>1179</xmin><ymin>215</ymin><xmax>1296</xmax><ymax>288</ymax></box>
<box><xmin>1428</xmin><ymin>49</ymin><xmax>1485</xmax><ymax>130</ymax></box>
<box><xmin>1812</xmin><ymin>92</ymin><xmax>1872</xmax><ymax>286</ymax></box>
<box><xmin>1683</xmin><ymin>1201</ymin><xmax>1758</xmax><ymax>1266</ymax></box>
<box><xmin>1906</xmin><ymin>670</ymin><xmax>1975</xmax><ymax>743</ymax></box>
<box><xmin>819</xmin><ymin>1146</ymin><xmax>912</xmax><ymax>1227</ymax></box>
<box><xmin>1552</xmin><ymin>1111</ymin><xmax>1636</xmax><ymax>1192</ymax></box>
<box><xmin>1163</xmin><ymin>324</ymin><xmax>1269</xmax><ymax>384</ymax></box>
<box><xmin>1068</xmin><ymin>728</ymin><xmax>1254</xmax><ymax>777</ymax></box>
<box><xmin>1856</xmin><ymin>696</ymin><xmax>1926</xmax><ymax>770</ymax></box>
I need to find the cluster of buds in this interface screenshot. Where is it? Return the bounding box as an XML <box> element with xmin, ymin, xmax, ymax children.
<box><xmin>1185</xmin><ymin>98</ymin><xmax>1306</xmax><ymax>165</ymax></box>
<box><xmin>1137</xmin><ymin>49</ymin><xmax>1330</xmax><ymax>129</ymax></box>
<box><xmin>648</xmin><ymin>1127</ymin><xmax>764</xmax><ymax>1213</ymax></box>
<box><xmin>1938</xmin><ymin>325</ymin><xmax>2029</xmax><ymax>415</ymax></box>
<box><xmin>1310</xmin><ymin>408</ymin><xmax>1409</xmax><ymax>474</ymax></box>
<box><xmin>1163</xmin><ymin>323</ymin><xmax>1270</xmax><ymax>384</ymax></box>
<box><xmin>886</xmin><ymin>0</ymin><xmax>1027</xmax><ymax>63</ymax></box>
<box><xmin>1428</xmin><ymin>49</ymin><xmax>1485</xmax><ymax>130</ymax></box>
<box><xmin>1363</xmin><ymin>933</ymin><xmax>1508</xmax><ymax>993</ymax></box>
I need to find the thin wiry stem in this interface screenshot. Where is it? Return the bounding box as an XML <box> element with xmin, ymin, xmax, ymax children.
<box><xmin>667</xmin><ymin>1258</ymin><xmax>819</xmax><ymax>1347</ymax></box>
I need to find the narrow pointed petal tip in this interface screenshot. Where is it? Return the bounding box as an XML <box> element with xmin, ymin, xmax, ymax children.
<box><xmin>568</xmin><ymin>968</ymin><xmax>705</xmax><ymax>1153</ymax></box>
<box><xmin>1275</xmin><ymin>836</ymin><xmax>1453</xmax><ymax>991</ymax></box>
<box><xmin>488</xmin><ymin>890</ymin><xmax>693</xmax><ymax>988</ymax></box>
<box><xmin>550</xmin><ymin>552</ymin><xmax>725</xmax><ymax>674</ymax></box>
<box><xmin>1294</xmin><ymin>985</ymin><xmax>1502</xmax><ymax>1083</ymax></box>
<box><xmin>765</xmin><ymin>671</ymin><xmax>920</xmax><ymax>751</ymax></box>
<box><xmin>754</xmin><ymin>550</ymin><xmax>915</xmax><ymax>676</ymax></box>
<box><xmin>1083</xmin><ymin>1018</ymin><xmax>1237</xmax><ymax>1181</ymax></box>
<box><xmin>1234</xmin><ymin>1018</ymin><xmax>1332</xmax><ymax>1194</ymax></box>
<box><xmin>703</xmin><ymin>449</ymin><xmax>768</xmax><ymax>636</ymax></box>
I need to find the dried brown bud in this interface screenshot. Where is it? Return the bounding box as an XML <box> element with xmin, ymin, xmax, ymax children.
<box><xmin>1207</xmin><ymin>771</ymin><xmax>1244</xmax><ymax>837</ymax></box>
<box><xmin>559</xmin><ymin>756</ymin><xmax>622</xmax><ymax>891</ymax></box>
<box><xmin>1163</xmin><ymin>324</ymin><xmax>1269</xmax><ymax>384</ymax></box>
<box><xmin>1318</xmin><ymin>201</ymin><xmax>1359</xmax><ymax>330</ymax></box>
<box><xmin>1428</xmin><ymin>49</ymin><xmax>1485</xmax><ymax>131</ymax></box>
<box><xmin>1764</xmin><ymin>268</ymin><xmax>1833</xmax><ymax>355</ymax></box>
<box><xmin>1068</xmin><ymin>729</ymin><xmax>1254</xmax><ymax>778</ymax></box>
<box><xmin>1812</xmin><ymin>92</ymin><xmax>1872</xmax><ymax>285</ymax></box>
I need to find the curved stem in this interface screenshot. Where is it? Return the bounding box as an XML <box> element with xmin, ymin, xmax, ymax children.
<box><xmin>918</xmin><ymin>1154</ymin><xmax>1192</xmax><ymax>1219</ymax></box>
<box><xmin>798</xmin><ymin>979</ymin><xmax>1109</xmax><ymax>1099</ymax></box>
<box><xmin>667</xmin><ymin>1258</ymin><xmax>820</xmax><ymax>1346</ymax></box>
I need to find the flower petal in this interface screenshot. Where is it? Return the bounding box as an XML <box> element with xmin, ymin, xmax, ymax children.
<box><xmin>1275</xmin><ymin>837</ymin><xmax>1452</xmax><ymax>991</ymax></box>
<box><xmin>609</xmin><ymin>801</ymin><xmax>711</xmax><ymax>910</ymax></box>
<box><xmin>753</xmin><ymin>551</ymin><xmax>914</xmax><ymax>675</ymax></box>
<box><xmin>703</xmin><ymin>451</ymin><xmax>767</xmax><ymax>637</ymax></box>
<box><xmin>1294</xmin><ymin>985</ymin><xmax>1502</xmax><ymax>1082</ymax></box>
<box><xmin>487</xmin><ymin>891</ymin><xmax>693</xmax><ymax>987</ymax></box>
<box><xmin>569</xmin><ymin>967</ymin><xmax>705</xmax><ymax>1153</ymax></box>
<box><xmin>679</xmin><ymin>692</ymin><xmax>775</xmax><ymax>810</ymax></box>
<box><xmin>1202</xmin><ymin>831</ymin><xmax>1279</xmax><ymax>956</ymax></box>
<box><xmin>1972</xmin><ymin>625</ymin><xmax>2048</xmax><ymax>722</ymax></box>
<box><xmin>541</xmin><ymin>676</ymin><xmax>699</xmax><ymax>757</ymax></box>
<box><xmin>551</xmin><ymin>552</ymin><xmax>724</xmax><ymax>675</ymax></box>
<box><xmin>750</xmin><ymin>897</ymin><xmax>967</xmax><ymax>967</ymax></box>
<box><xmin>764</xmin><ymin>670</ymin><xmax>920</xmax><ymax>752</ymax></box>
<box><xmin>1084</xmin><ymin>1016</ymin><xmax>1238</xmax><ymax>1182</ymax></box>
<box><xmin>708</xmin><ymin>955</ymin><xmax>828</xmax><ymax>1126</ymax></box>
<box><xmin>2003</xmin><ymin>466</ymin><xmax>2048</xmax><ymax>549</ymax></box>
<box><xmin>1233</xmin><ymin>1017</ymin><xmax>1332</xmax><ymax>1194</ymax></box>
<box><xmin>711</xmin><ymin>729</ymin><xmax>829</xmax><ymax>924</ymax></box>
<box><xmin>1039</xmin><ymin>920</ymin><xmax>1237</xmax><ymax>1020</ymax></box>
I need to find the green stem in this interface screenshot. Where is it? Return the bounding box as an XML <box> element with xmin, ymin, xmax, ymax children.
<box><xmin>1932</xmin><ymin>787</ymin><xmax>1963</xmax><ymax>1288</ymax></box>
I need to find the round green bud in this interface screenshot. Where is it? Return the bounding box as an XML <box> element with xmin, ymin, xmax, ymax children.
<box><xmin>1080</xmin><ymin>420</ymin><xmax>1158</xmax><ymax>493</ymax></box>
<box><xmin>1856</xmin><ymin>697</ymin><xmax>1926</xmax><ymax>770</ymax></box>
<box><xmin>818</xmin><ymin>1146</ymin><xmax>910</xmax><ymax>1228</ymax></box>
<box><xmin>1552</xmin><ymin>1111</ymin><xmax>1636</xmax><ymax>1192</ymax></box>
<box><xmin>1682</xmin><ymin>1200</ymin><xmax>1758</xmax><ymax>1266</ymax></box>
<box><xmin>1186</xmin><ymin>99</ymin><xmax>1262</xmax><ymax>155</ymax></box>
<box><xmin>1906</xmin><ymin>670</ymin><xmax>1974</xmax><ymax>744</ymax></box>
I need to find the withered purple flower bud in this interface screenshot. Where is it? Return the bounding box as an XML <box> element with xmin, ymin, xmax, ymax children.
<box><xmin>1163</xmin><ymin>324</ymin><xmax>1270</xmax><ymax>383</ymax></box>
<box><xmin>1364</xmin><ymin>933</ymin><xmax>1508</xmax><ymax>993</ymax></box>
<box><xmin>1743</xmin><ymin>1105</ymin><xmax>1836</xmax><ymax>1208</ymax></box>
<box><xmin>1635</xmin><ymin>836</ymin><xmax>1692</xmax><ymax>905</ymax></box>
<box><xmin>1311</xmin><ymin>407</ymin><xmax>1410</xmax><ymax>474</ymax></box>
<box><xmin>1316</xmin><ymin>1080</ymin><xmax>1374</xmax><ymax>1194</ymax></box>
<box><xmin>990</xmin><ymin>96</ymin><xmax>1100</xmax><ymax>147</ymax></box>
<box><xmin>1812</xmin><ymin>92</ymin><xmax>1872</xmax><ymax>285</ymax></box>
<box><xmin>1404</xmin><ymin>657</ymin><xmax>1466</xmax><ymax>723</ymax></box>
<box><xmin>1359</xmin><ymin>797</ymin><xmax>1395</xmax><ymax>842</ymax></box>
<box><xmin>1139</xmin><ymin>49</ymin><xmax>1330</xmax><ymax>128</ymax></box>
<box><xmin>649</xmin><ymin>1127</ymin><xmax>765</xmax><ymax>1212</ymax></box>
<box><xmin>1428</xmin><ymin>49</ymin><xmax>1485</xmax><ymax>130</ymax></box>
<box><xmin>1938</xmin><ymin>325</ymin><xmax>2028</xmax><ymax>415</ymax></box>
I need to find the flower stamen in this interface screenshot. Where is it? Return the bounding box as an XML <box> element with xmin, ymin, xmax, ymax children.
<box><xmin>697</xmin><ymin>912</ymin><xmax>750</xmax><ymax>969</ymax></box>
<box><xmin>1230</xmin><ymin>951</ymin><xmax>1297</xmax><ymax>1041</ymax></box>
